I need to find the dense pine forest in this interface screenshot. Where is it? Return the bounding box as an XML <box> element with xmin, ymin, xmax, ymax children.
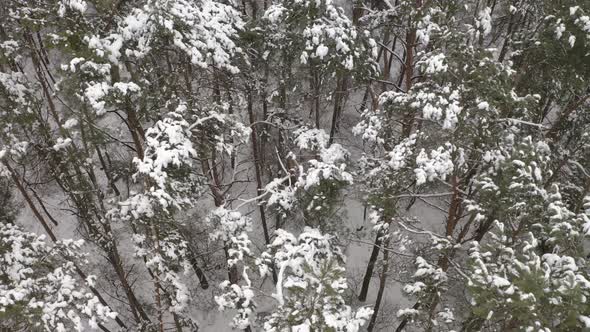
<box><xmin>1</xmin><ymin>0</ymin><xmax>590</xmax><ymax>331</ymax></box>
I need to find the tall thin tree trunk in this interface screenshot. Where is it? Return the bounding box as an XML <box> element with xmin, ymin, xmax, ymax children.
<box><xmin>312</xmin><ymin>69</ymin><xmax>321</xmax><ymax>129</ymax></box>
<box><xmin>316</xmin><ymin>81</ymin><xmax>321</xmax><ymax>129</ymax></box>
<box><xmin>401</xmin><ymin>22</ymin><xmax>417</xmax><ymax>137</ymax></box>
<box><xmin>329</xmin><ymin>74</ymin><xmax>350</xmax><ymax>145</ymax></box>
<box><xmin>151</xmin><ymin>223</ymin><xmax>165</xmax><ymax>332</ymax></box>
<box><xmin>247</xmin><ymin>87</ymin><xmax>278</xmax><ymax>283</ymax></box>
<box><xmin>367</xmin><ymin>236</ymin><xmax>391</xmax><ymax>332</ymax></box>
<box><xmin>358</xmin><ymin>230</ymin><xmax>383</xmax><ymax>301</ymax></box>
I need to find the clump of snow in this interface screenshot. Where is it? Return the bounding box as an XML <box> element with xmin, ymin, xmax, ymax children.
<box><xmin>53</xmin><ymin>137</ymin><xmax>73</xmax><ymax>151</ymax></box>
<box><xmin>477</xmin><ymin>7</ymin><xmax>492</xmax><ymax>36</ymax></box>
<box><xmin>315</xmin><ymin>44</ymin><xmax>329</xmax><ymax>59</ymax></box>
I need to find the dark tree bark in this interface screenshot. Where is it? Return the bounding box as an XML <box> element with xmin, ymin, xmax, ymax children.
<box><xmin>247</xmin><ymin>87</ymin><xmax>278</xmax><ymax>283</ymax></box>
<box><xmin>367</xmin><ymin>236</ymin><xmax>391</xmax><ymax>332</ymax></box>
<box><xmin>358</xmin><ymin>230</ymin><xmax>384</xmax><ymax>301</ymax></box>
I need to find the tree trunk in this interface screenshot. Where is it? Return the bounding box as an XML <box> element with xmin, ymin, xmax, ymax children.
<box><xmin>187</xmin><ymin>249</ymin><xmax>209</xmax><ymax>289</ymax></box>
<box><xmin>358</xmin><ymin>230</ymin><xmax>384</xmax><ymax>301</ymax></box>
<box><xmin>315</xmin><ymin>84</ymin><xmax>321</xmax><ymax>129</ymax></box>
<box><xmin>329</xmin><ymin>74</ymin><xmax>349</xmax><ymax>145</ymax></box>
<box><xmin>401</xmin><ymin>24</ymin><xmax>417</xmax><ymax>137</ymax></box>
<box><xmin>367</xmin><ymin>235</ymin><xmax>391</xmax><ymax>332</ymax></box>
<box><xmin>247</xmin><ymin>87</ymin><xmax>278</xmax><ymax>283</ymax></box>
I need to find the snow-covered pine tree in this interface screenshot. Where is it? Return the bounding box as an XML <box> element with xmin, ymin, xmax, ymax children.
<box><xmin>0</xmin><ymin>222</ymin><xmax>118</xmax><ymax>331</ymax></box>
<box><xmin>257</xmin><ymin>227</ymin><xmax>373</xmax><ymax>331</ymax></box>
<box><xmin>260</xmin><ymin>0</ymin><xmax>377</xmax><ymax>130</ymax></box>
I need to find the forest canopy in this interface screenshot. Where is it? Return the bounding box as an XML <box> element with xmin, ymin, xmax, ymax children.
<box><xmin>1</xmin><ymin>0</ymin><xmax>590</xmax><ymax>331</ymax></box>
